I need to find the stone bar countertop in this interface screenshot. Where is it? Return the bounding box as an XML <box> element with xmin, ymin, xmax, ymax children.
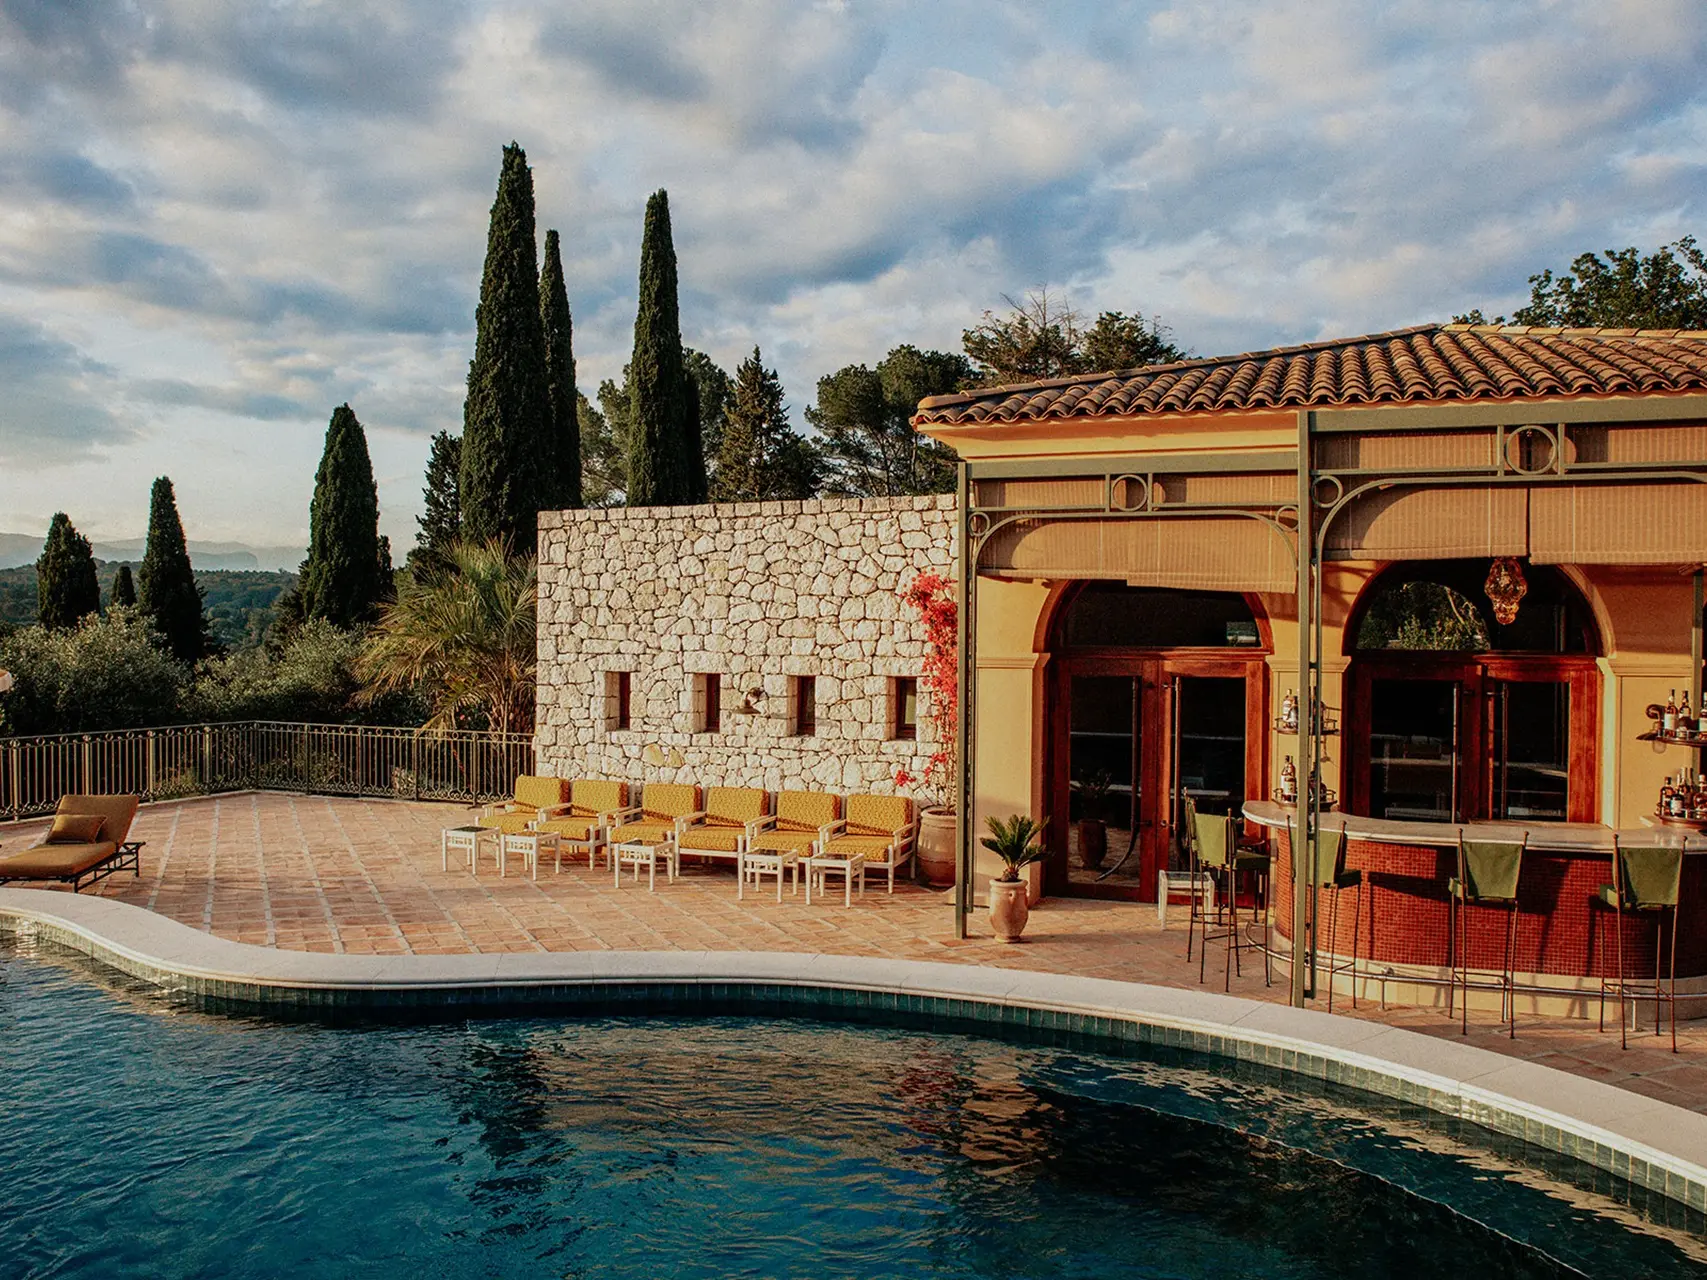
<box><xmin>1242</xmin><ymin>800</ymin><xmax>1707</xmax><ymax>854</ymax></box>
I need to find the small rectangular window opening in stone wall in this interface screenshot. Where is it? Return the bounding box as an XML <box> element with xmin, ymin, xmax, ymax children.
<box><xmin>604</xmin><ymin>671</ymin><xmax>632</xmax><ymax>732</ymax></box>
<box><xmin>891</xmin><ymin>676</ymin><xmax>918</xmax><ymax>741</ymax></box>
<box><xmin>693</xmin><ymin>672</ymin><xmax>722</xmax><ymax>734</ymax></box>
<box><xmin>791</xmin><ymin>675</ymin><xmax>817</xmax><ymax>736</ymax></box>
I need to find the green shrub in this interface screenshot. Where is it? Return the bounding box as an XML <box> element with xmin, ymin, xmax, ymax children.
<box><xmin>0</xmin><ymin>608</ymin><xmax>189</xmax><ymax>735</ymax></box>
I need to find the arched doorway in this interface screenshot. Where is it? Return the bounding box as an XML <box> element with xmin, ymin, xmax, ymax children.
<box><xmin>1046</xmin><ymin>582</ymin><xmax>1270</xmax><ymax>901</ymax></box>
<box><xmin>1343</xmin><ymin>560</ymin><xmax>1602</xmax><ymax>823</ymax></box>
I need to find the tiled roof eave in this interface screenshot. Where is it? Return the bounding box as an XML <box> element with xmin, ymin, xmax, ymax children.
<box><xmin>913</xmin><ymin>326</ymin><xmax>1707</xmax><ymax>429</ymax></box>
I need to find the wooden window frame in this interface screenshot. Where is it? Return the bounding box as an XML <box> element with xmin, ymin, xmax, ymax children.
<box><xmin>1343</xmin><ymin>654</ymin><xmax>1599</xmax><ymax>824</ymax></box>
<box><xmin>891</xmin><ymin>676</ymin><xmax>918</xmax><ymax>741</ymax></box>
<box><xmin>793</xmin><ymin>675</ymin><xmax>817</xmax><ymax>737</ymax></box>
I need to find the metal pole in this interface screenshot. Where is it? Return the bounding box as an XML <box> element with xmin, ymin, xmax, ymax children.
<box><xmin>1292</xmin><ymin>411</ymin><xmax>1314</xmax><ymax>1007</ymax></box>
<box><xmin>1693</xmin><ymin>569</ymin><xmax>1703</xmax><ymax>773</ymax></box>
<box><xmin>954</xmin><ymin>463</ymin><xmax>972</xmax><ymax>939</ymax></box>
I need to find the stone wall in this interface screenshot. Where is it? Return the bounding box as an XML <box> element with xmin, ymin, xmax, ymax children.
<box><xmin>536</xmin><ymin>495</ymin><xmax>957</xmax><ymax>797</ymax></box>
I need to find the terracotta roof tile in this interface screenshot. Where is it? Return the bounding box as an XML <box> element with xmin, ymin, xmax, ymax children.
<box><xmin>912</xmin><ymin>325</ymin><xmax>1707</xmax><ymax>427</ymax></box>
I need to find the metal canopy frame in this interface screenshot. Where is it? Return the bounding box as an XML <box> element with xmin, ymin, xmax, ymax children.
<box><xmin>951</xmin><ymin>393</ymin><xmax>1707</xmax><ymax>1007</ymax></box>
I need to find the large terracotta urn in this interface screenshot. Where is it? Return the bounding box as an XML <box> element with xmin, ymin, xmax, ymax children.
<box><xmin>916</xmin><ymin>806</ymin><xmax>957</xmax><ymax>887</ymax></box>
<box><xmin>988</xmin><ymin>878</ymin><xmax>1030</xmax><ymax>942</ymax></box>
<box><xmin>1075</xmin><ymin>819</ymin><xmax>1107</xmax><ymax>870</ymax></box>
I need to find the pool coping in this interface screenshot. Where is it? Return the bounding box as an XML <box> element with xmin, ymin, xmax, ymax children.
<box><xmin>4</xmin><ymin>886</ymin><xmax>1706</xmax><ymax>1214</ymax></box>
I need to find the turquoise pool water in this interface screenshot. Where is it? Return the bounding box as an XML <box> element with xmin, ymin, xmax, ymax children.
<box><xmin>0</xmin><ymin>940</ymin><xmax>1703</xmax><ymax>1279</ymax></box>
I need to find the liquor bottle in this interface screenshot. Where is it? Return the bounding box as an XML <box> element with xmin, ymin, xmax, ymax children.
<box><xmin>1280</xmin><ymin>756</ymin><xmax>1298</xmax><ymax>803</ymax></box>
<box><xmin>1664</xmin><ymin>690</ymin><xmax>1679</xmax><ymax>736</ymax></box>
<box><xmin>1671</xmin><ymin>774</ymin><xmax>1687</xmax><ymax>818</ymax></box>
<box><xmin>1662</xmin><ymin>775</ymin><xmax>1677</xmax><ymax>817</ymax></box>
<box><xmin>1696</xmin><ymin>698</ymin><xmax>1706</xmax><ymax>737</ymax></box>
<box><xmin>1281</xmin><ymin>690</ymin><xmax>1298</xmax><ymax>733</ymax></box>
<box><xmin>1683</xmin><ymin>693</ymin><xmax>1694</xmax><ymax>738</ymax></box>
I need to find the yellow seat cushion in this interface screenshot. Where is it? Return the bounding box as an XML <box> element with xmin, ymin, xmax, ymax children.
<box><xmin>773</xmin><ymin>790</ymin><xmax>839</xmax><ymax>832</ymax></box>
<box><xmin>679</xmin><ymin>826</ymin><xmax>744</xmax><ymax>853</ymax></box>
<box><xmin>513</xmin><ymin>775</ymin><xmax>568</xmax><ymax>811</ymax></box>
<box><xmin>570</xmin><ymin>779</ymin><xmax>627</xmax><ymax>814</ymax></box>
<box><xmin>822</xmin><ymin>834</ymin><xmax>897</xmax><ymax>859</ymax></box>
<box><xmin>749</xmin><ymin>829</ymin><xmax>816</xmax><ymax>855</ymax></box>
<box><xmin>535</xmin><ymin>816</ymin><xmax>599</xmax><ymax>842</ymax></box>
<box><xmin>478</xmin><ymin>812</ymin><xmax>537</xmax><ymax>835</ymax></box>
<box><xmin>639</xmin><ymin>783</ymin><xmax>701</xmax><ymax>822</ymax></box>
<box><xmin>610</xmin><ymin>821</ymin><xmax>674</xmax><ymax>845</ymax></box>
<box><xmin>845</xmin><ymin>794</ymin><xmax>912</xmax><ymax>835</ymax></box>
<box><xmin>704</xmin><ymin>786</ymin><xmax>767</xmax><ymax>825</ymax></box>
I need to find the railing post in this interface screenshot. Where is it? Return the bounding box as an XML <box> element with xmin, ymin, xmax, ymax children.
<box><xmin>7</xmin><ymin>739</ymin><xmax>17</xmax><ymax>822</ymax></box>
<box><xmin>412</xmin><ymin>733</ymin><xmax>420</xmax><ymax>801</ymax></box>
<box><xmin>81</xmin><ymin>735</ymin><xmax>92</xmax><ymax>795</ymax></box>
<box><xmin>146</xmin><ymin>730</ymin><xmax>157</xmax><ymax>800</ymax></box>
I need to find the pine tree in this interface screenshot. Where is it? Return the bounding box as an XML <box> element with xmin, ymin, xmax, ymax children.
<box><xmin>540</xmin><ymin>228</ymin><xmax>582</xmax><ymax>510</ymax></box>
<box><xmin>460</xmin><ymin>142</ymin><xmax>550</xmax><ymax>552</ymax></box>
<box><xmin>36</xmin><ymin>512</ymin><xmax>101</xmax><ymax>630</ymax></box>
<box><xmin>809</xmin><ymin>345</ymin><xmax>971</xmax><ymax>496</ymax></box>
<box><xmin>712</xmin><ymin>348</ymin><xmax>822</xmax><ymax>502</ymax></box>
<box><xmin>297</xmin><ymin>403</ymin><xmax>385</xmax><ymax>627</ymax></box>
<box><xmin>110</xmin><ymin>563</ymin><xmax>137</xmax><ymax>608</ymax></box>
<box><xmin>138</xmin><ymin>476</ymin><xmax>210</xmax><ymax>664</ymax></box>
<box><xmin>408</xmin><ymin>430</ymin><xmax>462</xmax><ymax>577</ymax></box>
<box><xmin>626</xmin><ymin>189</ymin><xmax>705</xmax><ymax>505</ymax></box>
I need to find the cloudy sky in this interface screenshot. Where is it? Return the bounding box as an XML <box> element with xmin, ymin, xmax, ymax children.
<box><xmin>1</xmin><ymin>0</ymin><xmax>1704</xmax><ymax>557</ymax></box>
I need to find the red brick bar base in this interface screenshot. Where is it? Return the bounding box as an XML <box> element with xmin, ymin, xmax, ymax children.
<box><xmin>1264</xmin><ymin>824</ymin><xmax>1707</xmax><ymax>1020</ymax></box>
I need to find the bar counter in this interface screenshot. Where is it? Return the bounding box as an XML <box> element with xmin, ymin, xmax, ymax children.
<box><xmin>1242</xmin><ymin>801</ymin><xmax>1707</xmax><ymax>986</ymax></box>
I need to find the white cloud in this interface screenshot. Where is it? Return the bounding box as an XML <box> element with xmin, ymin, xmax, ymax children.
<box><xmin>0</xmin><ymin>0</ymin><xmax>1701</xmax><ymax>543</ymax></box>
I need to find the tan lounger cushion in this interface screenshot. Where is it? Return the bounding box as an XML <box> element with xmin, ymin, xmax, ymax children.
<box><xmin>0</xmin><ymin>841</ymin><xmax>119</xmax><ymax>879</ymax></box>
<box><xmin>47</xmin><ymin>813</ymin><xmax>107</xmax><ymax>844</ymax></box>
<box><xmin>55</xmin><ymin>794</ymin><xmax>139</xmax><ymax>847</ymax></box>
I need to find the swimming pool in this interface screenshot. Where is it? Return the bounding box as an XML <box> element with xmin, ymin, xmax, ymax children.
<box><xmin>1</xmin><ymin>939</ymin><xmax>1702</xmax><ymax>1279</ymax></box>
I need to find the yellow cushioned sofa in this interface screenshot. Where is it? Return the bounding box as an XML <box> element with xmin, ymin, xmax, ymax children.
<box><xmin>677</xmin><ymin>786</ymin><xmax>768</xmax><ymax>867</ymax></box>
<box><xmin>608</xmin><ymin>783</ymin><xmax>702</xmax><ymax>847</ymax></box>
<box><xmin>476</xmin><ymin>775</ymin><xmax>569</xmax><ymax>835</ymax></box>
<box><xmin>532</xmin><ymin>779</ymin><xmax>631</xmax><ymax>870</ymax></box>
<box><xmin>817</xmin><ymin>794</ymin><xmax>917</xmax><ymax>893</ymax></box>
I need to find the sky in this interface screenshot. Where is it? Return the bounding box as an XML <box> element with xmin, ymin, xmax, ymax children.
<box><xmin>1</xmin><ymin>0</ymin><xmax>1704</xmax><ymax>560</ymax></box>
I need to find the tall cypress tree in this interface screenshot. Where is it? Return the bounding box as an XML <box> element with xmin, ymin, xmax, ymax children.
<box><xmin>408</xmin><ymin>430</ymin><xmax>462</xmax><ymax>578</ymax></box>
<box><xmin>298</xmin><ymin>403</ymin><xmax>385</xmax><ymax>627</ymax></box>
<box><xmin>540</xmin><ymin>228</ymin><xmax>582</xmax><ymax>510</ymax></box>
<box><xmin>460</xmin><ymin>142</ymin><xmax>549</xmax><ymax>552</ymax></box>
<box><xmin>627</xmin><ymin>189</ymin><xmax>705</xmax><ymax>506</ymax></box>
<box><xmin>36</xmin><ymin>512</ymin><xmax>101</xmax><ymax>630</ymax></box>
<box><xmin>138</xmin><ymin>476</ymin><xmax>209</xmax><ymax>663</ymax></box>
<box><xmin>110</xmin><ymin>563</ymin><xmax>137</xmax><ymax>608</ymax></box>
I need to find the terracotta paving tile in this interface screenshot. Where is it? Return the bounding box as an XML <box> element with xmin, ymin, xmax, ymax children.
<box><xmin>8</xmin><ymin>791</ymin><xmax>1707</xmax><ymax>1110</ymax></box>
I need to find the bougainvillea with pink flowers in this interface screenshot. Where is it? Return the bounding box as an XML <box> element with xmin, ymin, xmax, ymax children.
<box><xmin>893</xmin><ymin>570</ymin><xmax>957</xmax><ymax>803</ymax></box>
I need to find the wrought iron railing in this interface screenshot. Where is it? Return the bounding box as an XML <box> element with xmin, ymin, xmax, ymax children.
<box><xmin>0</xmin><ymin>722</ymin><xmax>536</xmax><ymax>822</ymax></box>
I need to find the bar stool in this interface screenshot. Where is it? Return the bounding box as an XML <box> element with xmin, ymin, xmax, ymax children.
<box><xmin>1448</xmin><ymin>832</ymin><xmax>1527</xmax><ymax>1038</ymax></box>
<box><xmin>1289</xmin><ymin>819</ymin><xmax>1361</xmax><ymax>1012</ymax></box>
<box><xmin>1593</xmin><ymin>839</ymin><xmax>1684</xmax><ymax>1053</ymax></box>
<box><xmin>1189</xmin><ymin>808</ymin><xmax>1269</xmax><ymax>991</ymax></box>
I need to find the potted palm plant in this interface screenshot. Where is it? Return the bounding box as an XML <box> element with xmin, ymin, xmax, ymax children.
<box><xmin>1074</xmin><ymin>769</ymin><xmax>1112</xmax><ymax>870</ymax></box>
<box><xmin>981</xmin><ymin>814</ymin><xmax>1046</xmax><ymax>942</ymax></box>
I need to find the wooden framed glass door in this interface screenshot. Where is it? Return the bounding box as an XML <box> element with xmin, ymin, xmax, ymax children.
<box><xmin>1051</xmin><ymin>655</ymin><xmax>1266</xmax><ymax>900</ymax></box>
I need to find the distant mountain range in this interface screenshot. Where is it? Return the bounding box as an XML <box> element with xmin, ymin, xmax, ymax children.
<box><xmin>0</xmin><ymin>532</ymin><xmax>304</xmax><ymax>572</ymax></box>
